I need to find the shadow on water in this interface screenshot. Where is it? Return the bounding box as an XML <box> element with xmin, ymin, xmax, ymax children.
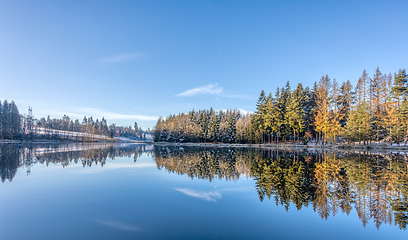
<box><xmin>1</xmin><ymin>143</ymin><xmax>407</xmax><ymax>230</ymax></box>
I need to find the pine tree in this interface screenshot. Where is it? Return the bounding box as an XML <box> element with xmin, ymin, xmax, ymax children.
<box><xmin>383</xmin><ymin>73</ymin><xmax>396</xmax><ymax>142</ymax></box>
<box><xmin>226</xmin><ymin>112</ymin><xmax>236</xmax><ymax>143</ymax></box>
<box><xmin>262</xmin><ymin>93</ymin><xmax>274</xmax><ymax>143</ymax></box>
<box><xmin>9</xmin><ymin>101</ymin><xmax>20</xmax><ymax>139</ymax></box>
<box><xmin>354</xmin><ymin>70</ymin><xmax>371</xmax><ymax>144</ymax></box>
<box><xmin>274</xmin><ymin>88</ymin><xmax>284</xmax><ymax>144</ymax></box>
<box><xmin>370</xmin><ymin>67</ymin><xmax>386</xmax><ymax>141</ymax></box>
<box><xmin>391</xmin><ymin>69</ymin><xmax>408</xmax><ymax>143</ymax></box>
<box><xmin>281</xmin><ymin>82</ymin><xmax>292</xmax><ymax>141</ymax></box>
<box><xmin>198</xmin><ymin>110</ymin><xmax>209</xmax><ymax>142</ymax></box>
<box><xmin>244</xmin><ymin>114</ymin><xmax>255</xmax><ymax>143</ymax></box>
<box><xmin>344</xmin><ymin>106</ymin><xmax>358</xmax><ymax>143</ymax></box>
<box><xmin>338</xmin><ymin>80</ymin><xmax>353</xmax><ymax>128</ymax></box>
<box><xmin>254</xmin><ymin>90</ymin><xmax>266</xmax><ymax>143</ymax></box>
<box><xmin>329</xmin><ymin>79</ymin><xmax>341</xmax><ymax>143</ymax></box>
<box><xmin>303</xmin><ymin>84</ymin><xmax>317</xmax><ymax>142</ymax></box>
<box><xmin>315</xmin><ymin>76</ymin><xmax>331</xmax><ymax>144</ymax></box>
<box><xmin>285</xmin><ymin>84</ymin><xmax>304</xmax><ymax>143</ymax></box>
<box><xmin>392</xmin><ymin>69</ymin><xmax>408</xmax><ymax>143</ymax></box>
<box><xmin>2</xmin><ymin>100</ymin><xmax>10</xmax><ymax>139</ymax></box>
<box><xmin>209</xmin><ymin>113</ymin><xmax>219</xmax><ymax>142</ymax></box>
<box><xmin>0</xmin><ymin>100</ymin><xmax>2</xmax><ymax>139</ymax></box>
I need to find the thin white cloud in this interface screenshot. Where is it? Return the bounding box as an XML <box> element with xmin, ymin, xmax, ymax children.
<box><xmin>72</xmin><ymin>162</ymin><xmax>156</xmax><ymax>174</ymax></box>
<box><xmin>174</xmin><ymin>188</ymin><xmax>222</xmax><ymax>202</ymax></box>
<box><xmin>176</xmin><ymin>84</ymin><xmax>223</xmax><ymax>97</ymax></box>
<box><xmin>100</xmin><ymin>53</ymin><xmax>144</xmax><ymax>63</ymax></box>
<box><xmin>95</xmin><ymin>219</ymin><xmax>143</xmax><ymax>232</ymax></box>
<box><xmin>218</xmin><ymin>108</ymin><xmax>254</xmax><ymax>115</ymax></box>
<box><xmin>237</xmin><ymin>108</ymin><xmax>254</xmax><ymax>115</ymax></box>
<box><xmin>67</xmin><ymin>107</ymin><xmax>158</xmax><ymax>121</ymax></box>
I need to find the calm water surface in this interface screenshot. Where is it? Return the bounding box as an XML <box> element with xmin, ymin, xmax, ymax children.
<box><xmin>0</xmin><ymin>143</ymin><xmax>407</xmax><ymax>239</ymax></box>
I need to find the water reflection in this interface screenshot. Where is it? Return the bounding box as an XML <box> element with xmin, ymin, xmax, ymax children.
<box><xmin>0</xmin><ymin>143</ymin><xmax>151</xmax><ymax>182</ymax></box>
<box><xmin>1</xmin><ymin>143</ymin><xmax>407</xmax><ymax>230</ymax></box>
<box><xmin>152</xmin><ymin>146</ymin><xmax>408</xmax><ymax>230</ymax></box>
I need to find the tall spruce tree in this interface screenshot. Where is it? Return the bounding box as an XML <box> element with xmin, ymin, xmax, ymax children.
<box><xmin>330</xmin><ymin>79</ymin><xmax>342</xmax><ymax>143</ymax></box>
<box><xmin>315</xmin><ymin>76</ymin><xmax>331</xmax><ymax>144</ymax></box>
<box><xmin>2</xmin><ymin>100</ymin><xmax>10</xmax><ymax>139</ymax></box>
<box><xmin>370</xmin><ymin>67</ymin><xmax>386</xmax><ymax>141</ymax></box>
<box><xmin>209</xmin><ymin>113</ymin><xmax>219</xmax><ymax>142</ymax></box>
<box><xmin>338</xmin><ymin>80</ymin><xmax>353</xmax><ymax>128</ymax></box>
<box><xmin>9</xmin><ymin>101</ymin><xmax>20</xmax><ymax>139</ymax></box>
<box><xmin>392</xmin><ymin>69</ymin><xmax>408</xmax><ymax>143</ymax></box>
<box><xmin>0</xmin><ymin>100</ymin><xmax>2</xmax><ymax>139</ymax></box>
<box><xmin>254</xmin><ymin>90</ymin><xmax>266</xmax><ymax>143</ymax></box>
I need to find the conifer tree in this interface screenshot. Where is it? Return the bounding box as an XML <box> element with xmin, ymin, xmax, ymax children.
<box><xmin>391</xmin><ymin>69</ymin><xmax>408</xmax><ymax>143</ymax></box>
<box><xmin>226</xmin><ymin>112</ymin><xmax>236</xmax><ymax>143</ymax></box>
<box><xmin>329</xmin><ymin>79</ymin><xmax>342</xmax><ymax>143</ymax></box>
<box><xmin>244</xmin><ymin>114</ymin><xmax>255</xmax><ymax>143</ymax></box>
<box><xmin>303</xmin><ymin>84</ymin><xmax>317</xmax><ymax>141</ymax></box>
<box><xmin>315</xmin><ymin>76</ymin><xmax>331</xmax><ymax>144</ymax></box>
<box><xmin>262</xmin><ymin>93</ymin><xmax>274</xmax><ymax>143</ymax></box>
<box><xmin>0</xmin><ymin>100</ymin><xmax>2</xmax><ymax>139</ymax></box>
<box><xmin>285</xmin><ymin>84</ymin><xmax>304</xmax><ymax>143</ymax></box>
<box><xmin>338</xmin><ymin>80</ymin><xmax>353</xmax><ymax>128</ymax></box>
<box><xmin>369</xmin><ymin>67</ymin><xmax>385</xmax><ymax>141</ymax></box>
<box><xmin>2</xmin><ymin>100</ymin><xmax>10</xmax><ymax>139</ymax></box>
<box><xmin>9</xmin><ymin>101</ymin><xmax>20</xmax><ymax>139</ymax></box>
<box><xmin>209</xmin><ymin>114</ymin><xmax>219</xmax><ymax>142</ymax></box>
<box><xmin>273</xmin><ymin>88</ymin><xmax>284</xmax><ymax>144</ymax></box>
<box><xmin>254</xmin><ymin>90</ymin><xmax>266</xmax><ymax>143</ymax></box>
<box><xmin>354</xmin><ymin>70</ymin><xmax>371</xmax><ymax>144</ymax></box>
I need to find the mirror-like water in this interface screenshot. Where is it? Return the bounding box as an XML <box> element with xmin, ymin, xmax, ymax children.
<box><xmin>1</xmin><ymin>143</ymin><xmax>407</xmax><ymax>239</ymax></box>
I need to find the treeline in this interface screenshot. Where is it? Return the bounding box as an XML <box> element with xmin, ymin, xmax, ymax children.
<box><xmin>35</xmin><ymin>115</ymin><xmax>145</xmax><ymax>140</ymax></box>
<box><xmin>154</xmin><ymin>68</ymin><xmax>408</xmax><ymax>145</ymax></box>
<box><xmin>0</xmin><ymin>100</ymin><xmax>21</xmax><ymax>139</ymax></box>
<box><xmin>0</xmin><ymin>100</ymin><xmax>148</xmax><ymax>141</ymax></box>
<box><xmin>154</xmin><ymin>109</ymin><xmax>247</xmax><ymax>143</ymax></box>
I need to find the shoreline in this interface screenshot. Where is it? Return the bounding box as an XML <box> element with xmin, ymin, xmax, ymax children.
<box><xmin>0</xmin><ymin>139</ymin><xmax>151</xmax><ymax>144</ymax></box>
<box><xmin>153</xmin><ymin>142</ymin><xmax>408</xmax><ymax>152</ymax></box>
<box><xmin>1</xmin><ymin>140</ymin><xmax>407</xmax><ymax>153</ymax></box>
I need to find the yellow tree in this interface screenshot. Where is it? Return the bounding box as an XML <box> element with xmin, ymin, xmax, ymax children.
<box><xmin>370</xmin><ymin>67</ymin><xmax>386</xmax><ymax>142</ymax></box>
<box><xmin>329</xmin><ymin>79</ymin><xmax>342</xmax><ymax>143</ymax></box>
<box><xmin>314</xmin><ymin>75</ymin><xmax>331</xmax><ymax>144</ymax></box>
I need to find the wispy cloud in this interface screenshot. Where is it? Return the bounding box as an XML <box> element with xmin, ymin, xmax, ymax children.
<box><xmin>237</xmin><ymin>108</ymin><xmax>253</xmax><ymax>115</ymax></box>
<box><xmin>100</xmin><ymin>53</ymin><xmax>145</xmax><ymax>63</ymax></box>
<box><xmin>218</xmin><ymin>108</ymin><xmax>254</xmax><ymax>115</ymax></box>
<box><xmin>57</xmin><ymin>107</ymin><xmax>158</xmax><ymax>121</ymax></box>
<box><xmin>71</xmin><ymin>162</ymin><xmax>156</xmax><ymax>174</ymax></box>
<box><xmin>174</xmin><ymin>188</ymin><xmax>222</xmax><ymax>202</ymax></box>
<box><xmin>176</xmin><ymin>84</ymin><xmax>223</xmax><ymax>97</ymax></box>
<box><xmin>176</xmin><ymin>84</ymin><xmax>252</xmax><ymax>100</ymax></box>
<box><xmin>95</xmin><ymin>219</ymin><xmax>144</xmax><ymax>232</ymax></box>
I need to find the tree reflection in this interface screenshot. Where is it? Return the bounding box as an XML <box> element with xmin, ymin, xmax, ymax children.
<box><xmin>1</xmin><ymin>143</ymin><xmax>407</xmax><ymax>230</ymax></box>
<box><xmin>152</xmin><ymin>146</ymin><xmax>408</xmax><ymax>230</ymax></box>
<box><xmin>0</xmin><ymin>143</ymin><xmax>150</xmax><ymax>182</ymax></box>
<box><xmin>0</xmin><ymin>144</ymin><xmax>21</xmax><ymax>182</ymax></box>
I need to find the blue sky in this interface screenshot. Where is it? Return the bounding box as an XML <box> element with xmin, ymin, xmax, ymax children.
<box><xmin>1</xmin><ymin>0</ymin><xmax>407</xmax><ymax>130</ymax></box>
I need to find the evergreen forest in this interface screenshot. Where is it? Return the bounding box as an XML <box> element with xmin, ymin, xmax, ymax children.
<box><xmin>154</xmin><ymin>68</ymin><xmax>408</xmax><ymax>145</ymax></box>
<box><xmin>0</xmin><ymin>100</ymin><xmax>147</xmax><ymax>141</ymax></box>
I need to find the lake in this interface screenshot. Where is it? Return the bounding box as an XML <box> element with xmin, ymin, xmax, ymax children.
<box><xmin>0</xmin><ymin>143</ymin><xmax>407</xmax><ymax>239</ymax></box>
